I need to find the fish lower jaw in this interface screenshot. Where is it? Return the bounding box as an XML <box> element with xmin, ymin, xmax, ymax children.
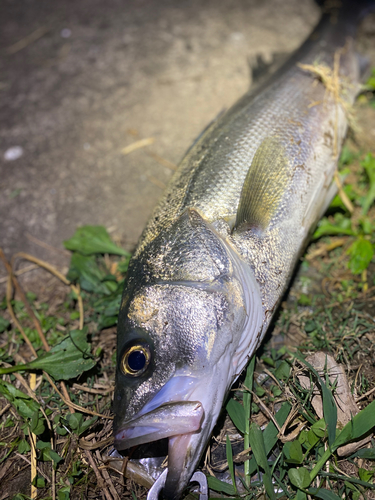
<box><xmin>114</xmin><ymin>400</ymin><xmax>205</xmax><ymax>450</ymax></box>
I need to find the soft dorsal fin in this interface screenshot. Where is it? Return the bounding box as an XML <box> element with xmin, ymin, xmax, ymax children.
<box><xmin>234</xmin><ymin>136</ymin><xmax>289</xmax><ymax>234</ymax></box>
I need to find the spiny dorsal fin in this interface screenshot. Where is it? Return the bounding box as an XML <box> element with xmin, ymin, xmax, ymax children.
<box><xmin>234</xmin><ymin>136</ymin><xmax>289</xmax><ymax>233</ymax></box>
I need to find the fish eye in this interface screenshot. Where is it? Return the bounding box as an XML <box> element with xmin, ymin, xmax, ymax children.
<box><xmin>121</xmin><ymin>344</ymin><xmax>151</xmax><ymax>377</ymax></box>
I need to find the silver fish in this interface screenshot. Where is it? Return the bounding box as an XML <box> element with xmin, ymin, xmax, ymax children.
<box><xmin>114</xmin><ymin>3</ymin><xmax>366</xmax><ymax>498</ymax></box>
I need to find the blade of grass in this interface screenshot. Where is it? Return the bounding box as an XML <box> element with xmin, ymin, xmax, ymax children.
<box><xmin>246</xmin><ymin>401</ymin><xmax>291</xmax><ymax>477</ymax></box>
<box><xmin>243</xmin><ymin>355</ymin><xmax>255</xmax><ymax>486</ymax></box>
<box><xmin>226</xmin><ymin>435</ymin><xmax>238</xmax><ymax>494</ymax></box>
<box><xmin>207</xmin><ymin>476</ymin><xmax>236</xmax><ymax>496</ymax></box>
<box><xmin>248</xmin><ymin>423</ymin><xmax>276</xmax><ymax>500</ymax></box>
<box><xmin>310</xmin><ymin>399</ymin><xmax>375</xmax><ymax>483</ymax></box>
<box><xmin>332</xmin><ymin>399</ymin><xmax>375</xmax><ymax>451</ymax></box>
<box><xmin>226</xmin><ymin>399</ymin><xmax>246</xmax><ymax>434</ymax></box>
<box><xmin>294</xmin><ymin>351</ymin><xmax>337</xmax><ymax>447</ymax></box>
<box><xmin>307</xmin><ymin>488</ymin><xmax>342</xmax><ymax>500</ymax></box>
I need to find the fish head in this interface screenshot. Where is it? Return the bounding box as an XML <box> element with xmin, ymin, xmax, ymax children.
<box><xmin>113</xmin><ymin>210</ymin><xmax>263</xmax><ymax>499</ymax></box>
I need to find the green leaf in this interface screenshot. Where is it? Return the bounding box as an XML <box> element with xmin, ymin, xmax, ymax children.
<box><xmin>65</xmin><ymin>413</ymin><xmax>97</xmax><ymax>436</ymax></box>
<box><xmin>0</xmin><ymin>380</ymin><xmax>39</xmax><ymax>418</ymax></box>
<box><xmin>358</xmin><ymin>468</ymin><xmax>374</xmax><ymax>482</ymax></box>
<box><xmin>78</xmin><ymin>416</ymin><xmax>97</xmax><ymax>435</ymax></box>
<box><xmin>226</xmin><ymin>399</ymin><xmax>246</xmax><ymax>434</ymax></box>
<box><xmin>64</xmin><ymin>225</ymin><xmax>130</xmax><ymax>256</ymax></box>
<box><xmin>32</xmin><ymin>475</ymin><xmax>45</xmax><ymax>488</ymax></box>
<box><xmin>339</xmin><ymin>145</ymin><xmax>357</xmax><ymax>167</ymax></box>
<box><xmin>97</xmin><ymin>315</ymin><xmax>118</xmax><ymax>330</ymax></box>
<box><xmin>66</xmin><ymin>254</ymin><xmax>115</xmax><ymax>295</ymax></box>
<box><xmin>295</xmin><ymin>490</ymin><xmax>307</xmax><ymax>500</ymax></box>
<box><xmin>49</xmin><ymin>449</ymin><xmax>64</xmax><ymax>465</ymax></box>
<box><xmin>18</xmin><ymin>439</ymin><xmax>31</xmax><ymax>454</ymax></box>
<box><xmin>29</xmin><ymin>329</ymin><xmax>95</xmax><ymax>380</ymax></box>
<box><xmin>307</xmin><ymin>488</ymin><xmax>342</xmax><ymax>500</ymax></box>
<box><xmin>347</xmin><ymin>237</ymin><xmax>373</xmax><ymax>275</ymax></box>
<box><xmin>288</xmin><ymin>468</ymin><xmax>311</xmax><ymax>489</ymax></box>
<box><xmin>66</xmin><ymin>413</ymin><xmax>83</xmax><ymax>431</ymax></box>
<box><xmin>226</xmin><ymin>435</ymin><xmax>237</xmax><ymax>494</ymax></box>
<box><xmin>57</xmin><ymin>486</ymin><xmax>71</xmax><ymax>500</ymax></box>
<box><xmin>367</xmin><ymin>69</ymin><xmax>375</xmax><ymax>90</ymax></box>
<box><xmin>0</xmin><ymin>316</ymin><xmax>10</xmax><ymax>333</ymax></box>
<box><xmin>351</xmin><ymin>448</ymin><xmax>375</xmax><ymax>460</ymax></box>
<box><xmin>30</xmin><ymin>411</ymin><xmax>45</xmax><ymax>436</ymax></box>
<box><xmin>313</xmin><ymin>213</ymin><xmax>355</xmax><ymax>239</ymax></box>
<box><xmin>249</xmin><ymin>423</ymin><xmax>276</xmax><ymax>500</ymax></box>
<box><xmin>283</xmin><ymin>440</ymin><xmax>303</xmax><ymax>464</ymax></box>
<box><xmin>274</xmin><ymin>360</ymin><xmax>291</xmax><ymax>380</ymax></box>
<box><xmin>311</xmin><ymin>419</ymin><xmax>328</xmax><ymax>439</ymax></box>
<box><xmin>0</xmin><ymin>330</ymin><xmax>96</xmax><ymax>380</ymax></box>
<box><xmin>207</xmin><ymin>476</ymin><xmax>236</xmax><ymax>496</ymax></box>
<box><xmin>332</xmin><ymin>399</ymin><xmax>375</xmax><ymax>451</ymax></box>
<box><xmin>361</xmin><ymin>153</ymin><xmax>375</xmax><ymax>214</ymax></box>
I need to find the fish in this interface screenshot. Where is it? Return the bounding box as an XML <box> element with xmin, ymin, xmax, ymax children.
<box><xmin>113</xmin><ymin>2</ymin><xmax>370</xmax><ymax>498</ymax></box>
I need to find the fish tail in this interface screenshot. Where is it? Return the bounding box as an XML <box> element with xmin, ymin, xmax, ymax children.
<box><xmin>316</xmin><ymin>0</ymin><xmax>375</xmax><ymax>24</ymax></box>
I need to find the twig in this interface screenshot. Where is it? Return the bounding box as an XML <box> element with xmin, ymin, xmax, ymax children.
<box><xmin>29</xmin><ymin>425</ymin><xmax>37</xmax><ymax>499</ymax></box>
<box><xmin>8</xmin><ymin>257</ymin><xmax>49</xmax><ymax>351</ymax></box>
<box><xmin>146</xmin><ymin>151</ymin><xmax>177</xmax><ymax>171</ymax></box>
<box><xmin>1</xmin><ymin>272</ymin><xmax>38</xmax><ymax>357</ymax></box>
<box><xmin>244</xmin><ymin>386</ymin><xmax>282</xmax><ymax>433</ymax></box>
<box><xmin>72</xmin><ymin>283</ymin><xmax>84</xmax><ymax>330</ymax></box>
<box><xmin>29</xmin><ymin>373</ymin><xmax>38</xmax><ymax>499</ymax></box>
<box><xmin>0</xmin><ymin>403</ymin><xmax>11</xmax><ymax>417</ymax></box>
<box><xmin>147</xmin><ymin>175</ymin><xmax>166</xmax><ymax>189</ymax></box>
<box><xmin>14</xmin><ymin>252</ymin><xmax>84</xmax><ymax>330</ymax></box>
<box><xmin>0</xmin><ymin>249</ymin><xmax>49</xmax><ymax>351</ymax></box>
<box><xmin>26</xmin><ymin>232</ymin><xmax>70</xmax><ymax>255</ymax></box>
<box><xmin>96</xmin><ymin>449</ymin><xmax>120</xmax><ymax>500</ymax></box>
<box><xmin>15</xmin><ymin>453</ymin><xmax>51</xmax><ymax>484</ymax></box>
<box><xmin>6</xmin><ymin>26</ymin><xmax>50</xmax><ymax>55</ymax></box>
<box><xmin>121</xmin><ymin>137</ymin><xmax>155</xmax><ymax>155</ymax></box>
<box><xmin>14</xmin><ymin>252</ymin><xmax>70</xmax><ymax>285</ymax></box>
<box><xmin>356</xmin><ymin>385</ymin><xmax>375</xmax><ymax>403</ymax></box>
<box><xmin>0</xmin><ymin>264</ymin><xmax>38</xmax><ymax>284</ymax></box>
<box><xmin>79</xmin><ymin>436</ymin><xmax>114</xmax><ymax>450</ymax></box>
<box><xmin>84</xmin><ymin>450</ymin><xmax>113</xmax><ymax>500</ymax></box>
<box><xmin>45</xmin><ymin>374</ymin><xmax>113</xmax><ymax>419</ymax></box>
<box><xmin>73</xmin><ymin>383</ymin><xmax>114</xmax><ymax>395</ymax></box>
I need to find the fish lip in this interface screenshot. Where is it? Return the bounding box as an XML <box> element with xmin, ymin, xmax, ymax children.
<box><xmin>114</xmin><ymin>400</ymin><xmax>205</xmax><ymax>450</ymax></box>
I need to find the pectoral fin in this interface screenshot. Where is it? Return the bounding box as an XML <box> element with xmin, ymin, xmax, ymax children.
<box><xmin>234</xmin><ymin>136</ymin><xmax>290</xmax><ymax>234</ymax></box>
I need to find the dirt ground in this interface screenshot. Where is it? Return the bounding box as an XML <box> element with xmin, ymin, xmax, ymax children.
<box><xmin>1</xmin><ymin>0</ymin><xmax>374</xmax><ymax>268</ymax></box>
<box><xmin>0</xmin><ymin>0</ymin><xmax>324</xmax><ymax>270</ymax></box>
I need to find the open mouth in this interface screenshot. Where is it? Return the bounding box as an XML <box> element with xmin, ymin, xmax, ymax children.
<box><xmin>113</xmin><ymin>373</ymin><xmax>224</xmax><ymax>498</ymax></box>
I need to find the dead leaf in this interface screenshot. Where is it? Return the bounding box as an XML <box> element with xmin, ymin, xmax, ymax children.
<box><xmin>297</xmin><ymin>352</ymin><xmax>371</xmax><ymax>456</ymax></box>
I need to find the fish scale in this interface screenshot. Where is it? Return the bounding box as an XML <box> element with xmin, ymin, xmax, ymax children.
<box><xmin>114</xmin><ymin>3</ymin><xmax>367</xmax><ymax>499</ymax></box>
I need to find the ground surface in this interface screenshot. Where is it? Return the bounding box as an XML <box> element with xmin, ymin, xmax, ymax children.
<box><xmin>0</xmin><ymin>0</ymin><xmax>325</xmax><ymax>268</ymax></box>
<box><xmin>1</xmin><ymin>1</ymin><xmax>375</xmax><ymax>500</ymax></box>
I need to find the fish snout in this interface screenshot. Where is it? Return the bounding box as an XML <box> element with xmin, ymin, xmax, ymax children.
<box><xmin>114</xmin><ymin>401</ymin><xmax>205</xmax><ymax>450</ymax></box>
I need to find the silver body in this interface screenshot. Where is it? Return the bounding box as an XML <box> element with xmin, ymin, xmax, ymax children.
<box><xmin>114</xmin><ymin>6</ymin><xmax>362</xmax><ymax>499</ymax></box>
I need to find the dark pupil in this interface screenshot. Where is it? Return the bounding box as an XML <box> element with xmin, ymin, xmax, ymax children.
<box><xmin>128</xmin><ymin>350</ymin><xmax>146</xmax><ymax>372</ymax></box>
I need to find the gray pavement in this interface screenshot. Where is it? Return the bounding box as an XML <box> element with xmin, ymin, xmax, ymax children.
<box><xmin>0</xmin><ymin>0</ymin><xmax>372</xmax><ymax>272</ymax></box>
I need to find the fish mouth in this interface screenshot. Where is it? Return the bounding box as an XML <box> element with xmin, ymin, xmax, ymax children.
<box><xmin>114</xmin><ymin>375</ymin><xmax>219</xmax><ymax>499</ymax></box>
<box><xmin>114</xmin><ymin>400</ymin><xmax>205</xmax><ymax>449</ymax></box>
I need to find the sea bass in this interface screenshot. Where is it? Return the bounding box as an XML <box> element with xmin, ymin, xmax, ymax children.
<box><xmin>114</xmin><ymin>3</ymin><xmax>367</xmax><ymax>498</ymax></box>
